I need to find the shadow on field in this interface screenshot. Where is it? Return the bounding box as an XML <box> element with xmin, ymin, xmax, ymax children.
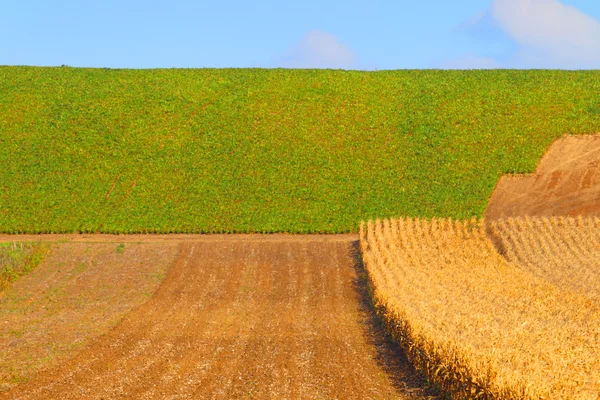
<box><xmin>484</xmin><ymin>222</ymin><xmax>509</xmax><ymax>259</ymax></box>
<box><xmin>350</xmin><ymin>240</ymin><xmax>441</xmax><ymax>399</ymax></box>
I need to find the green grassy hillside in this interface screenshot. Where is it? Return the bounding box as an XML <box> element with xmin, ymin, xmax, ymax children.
<box><xmin>1</xmin><ymin>67</ymin><xmax>599</xmax><ymax>233</ymax></box>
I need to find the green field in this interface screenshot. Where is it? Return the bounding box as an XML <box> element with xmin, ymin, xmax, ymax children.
<box><xmin>1</xmin><ymin>67</ymin><xmax>599</xmax><ymax>233</ymax></box>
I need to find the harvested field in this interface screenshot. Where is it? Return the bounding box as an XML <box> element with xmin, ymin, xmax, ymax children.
<box><xmin>1</xmin><ymin>242</ymin><xmax>178</xmax><ymax>391</ymax></box>
<box><xmin>360</xmin><ymin>218</ymin><xmax>600</xmax><ymax>399</ymax></box>
<box><xmin>489</xmin><ymin>216</ymin><xmax>600</xmax><ymax>303</ymax></box>
<box><xmin>1</xmin><ymin>237</ymin><xmax>435</xmax><ymax>399</ymax></box>
<box><xmin>486</xmin><ymin>135</ymin><xmax>600</xmax><ymax>220</ymax></box>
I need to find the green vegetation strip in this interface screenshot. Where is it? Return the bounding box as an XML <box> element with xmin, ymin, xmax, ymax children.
<box><xmin>0</xmin><ymin>242</ymin><xmax>48</xmax><ymax>290</ymax></box>
<box><xmin>1</xmin><ymin>67</ymin><xmax>599</xmax><ymax>233</ymax></box>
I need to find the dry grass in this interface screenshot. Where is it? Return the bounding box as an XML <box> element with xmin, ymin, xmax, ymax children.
<box><xmin>360</xmin><ymin>217</ymin><xmax>600</xmax><ymax>399</ymax></box>
<box><xmin>490</xmin><ymin>216</ymin><xmax>600</xmax><ymax>303</ymax></box>
<box><xmin>0</xmin><ymin>242</ymin><xmax>48</xmax><ymax>291</ymax></box>
<box><xmin>0</xmin><ymin>242</ymin><xmax>178</xmax><ymax>391</ymax></box>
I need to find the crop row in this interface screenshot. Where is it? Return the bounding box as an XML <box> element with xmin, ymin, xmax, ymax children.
<box><xmin>490</xmin><ymin>216</ymin><xmax>600</xmax><ymax>302</ymax></box>
<box><xmin>360</xmin><ymin>217</ymin><xmax>600</xmax><ymax>399</ymax></box>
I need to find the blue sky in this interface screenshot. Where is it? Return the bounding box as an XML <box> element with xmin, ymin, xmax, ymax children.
<box><xmin>2</xmin><ymin>0</ymin><xmax>599</xmax><ymax>69</ymax></box>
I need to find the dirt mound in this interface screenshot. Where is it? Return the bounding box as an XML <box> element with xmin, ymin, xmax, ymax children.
<box><xmin>2</xmin><ymin>238</ymin><xmax>434</xmax><ymax>399</ymax></box>
<box><xmin>485</xmin><ymin>135</ymin><xmax>600</xmax><ymax>220</ymax></box>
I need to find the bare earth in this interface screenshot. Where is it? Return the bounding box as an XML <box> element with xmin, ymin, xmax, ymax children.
<box><xmin>485</xmin><ymin>134</ymin><xmax>600</xmax><ymax>219</ymax></box>
<box><xmin>1</xmin><ymin>237</ymin><xmax>435</xmax><ymax>399</ymax></box>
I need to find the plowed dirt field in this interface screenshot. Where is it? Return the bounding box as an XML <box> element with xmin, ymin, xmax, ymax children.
<box><xmin>486</xmin><ymin>134</ymin><xmax>600</xmax><ymax>219</ymax></box>
<box><xmin>1</xmin><ymin>237</ymin><xmax>434</xmax><ymax>399</ymax></box>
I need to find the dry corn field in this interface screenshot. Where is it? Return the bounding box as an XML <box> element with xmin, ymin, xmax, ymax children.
<box><xmin>360</xmin><ymin>217</ymin><xmax>600</xmax><ymax>399</ymax></box>
<box><xmin>490</xmin><ymin>216</ymin><xmax>600</xmax><ymax>303</ymax></box>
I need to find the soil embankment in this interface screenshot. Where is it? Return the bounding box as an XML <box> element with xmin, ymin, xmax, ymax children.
<box><xmin>486</xmin><ymin>135</ymin><xmax>600</xmax><ymax>220</ymax></box>
<box><xmin>2</xmin><ymin>237</ymin><xmax>434</xmax><ymax>399</ymax></box>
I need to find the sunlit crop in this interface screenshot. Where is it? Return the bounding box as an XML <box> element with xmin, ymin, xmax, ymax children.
<box><xmin>1</xmin><ymin>67</ymin><xmax>600</xmax><ymax>233</ymax></box>
<box><xmin>360</xmin><ymin>217</ymin><xmax>600</xmax><ymax>399</ymax></box>
<box><xmin>490</xmin><ymin>216</ymin><xmax>600</xmax><ymax>303</ymax></box>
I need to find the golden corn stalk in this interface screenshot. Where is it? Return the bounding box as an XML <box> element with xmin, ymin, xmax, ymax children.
<box><xmin>360</xmin><ymin>217</ymin><xmax>600</xmax><ymax>399</ymax></box>
<box><xmin>490</xmin><ymin>216</ymin><xmax>600</xmax><ymax>304</ymax></box>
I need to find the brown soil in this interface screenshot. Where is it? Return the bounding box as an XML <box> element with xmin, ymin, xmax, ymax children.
<box><xmin>2</xmin><ymin>237</ymin><xmax>436</xmax><ymax>400</ymax></box>
<box><xmin>485</xmin><ymin>134</ymin><xmax>600</xmax><ymax>220</ymax></box>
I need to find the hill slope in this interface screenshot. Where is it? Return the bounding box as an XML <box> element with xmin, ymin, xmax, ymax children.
<box><xmin>1</xmin><ymin>67</ymin><xmax>600</xmax><ymax>233</ymax></box>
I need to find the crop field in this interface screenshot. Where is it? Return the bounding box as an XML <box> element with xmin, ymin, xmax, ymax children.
<box><xmin>490</xmin><ymin>216</ymin><xmax>600</xmax><ymax>303</ymax></box>
<box><xmin>2</xmin><ymin>67</ymin><xmax>600</xmax><ymax>233</ymax></box>
<box><xmin>360</xmin><ymin>217</ymin><xmax>600</xmax><ymax>399</ymax></box>
<box><xmin>3</xmin><ymin>66</ymin><xmax>600</xmax><ymax>398</ymax></box>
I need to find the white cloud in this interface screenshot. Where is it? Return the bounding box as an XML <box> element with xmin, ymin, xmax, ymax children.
<box><xmin>491</xmin><ymin>0</ymin><xmax>600</xmax><ymax>68</ymax></box>
<box><xmin>441</xmin><ymin>54</ymin><xmax>501</xmax><ymax>69</ymax></box>
<box><xmin>278</xmin><ymin>30</ymin><xmax>357</xmax><ymax>69</ymax></box>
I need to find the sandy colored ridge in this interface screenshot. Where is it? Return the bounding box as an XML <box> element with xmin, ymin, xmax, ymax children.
<box><xmin>1</xmin><ymin>237</ymin><xmax>436</xmax><ymax>399</ymax></box>
<box><xmin>485</xmin><ymin>134</ymin><xmax>600</xmax><ymax>220</ymax></box>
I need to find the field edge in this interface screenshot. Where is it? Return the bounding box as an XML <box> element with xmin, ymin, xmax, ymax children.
<box><xmin>358</xmin><ymin>221</ymin><xmax>491</xmax><ymax>398</ymax></box>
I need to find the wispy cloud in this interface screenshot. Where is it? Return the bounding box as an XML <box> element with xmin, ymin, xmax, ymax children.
<box><xmin>277</xmin><ymin>30</ymin><xmax>357</xmax><ymax>70</ymax></box>
<box><xmin>448</xmin><ymin>0</ymin><xmax>600</xmax><ymax>69</ymax></box>
<box><xmin>491</xmin><ymin>0</ymin><xmax>600</xmax><ymax>68</ymax></box>
<box><xmin>457</xmin><ymin>10</ymin><xmax>507</xmax><ymax>42</ymax></box>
